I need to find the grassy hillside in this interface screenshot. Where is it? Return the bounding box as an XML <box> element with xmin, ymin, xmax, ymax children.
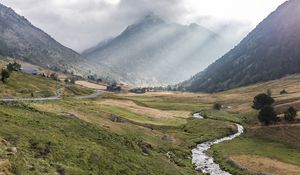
<box><xmin>0</xmin><ymin>99</ymin><xmax>235</xmax><ymax>175</ymax></box>
<box><xmin>0</xmin><ymin>72</ymin><xmax>93</xmax><ymax>98</ymax></box>
<box><xmin>112</xmin><ymin>74</ymin><xmax>300</xmax><ymax>175</ymax></box>
<box><xmin>1</xmin><ymin>71</ymin><xmax>300</xmax><ymax>174</ymax></box>
<box><xmin>0</xmin><ymin>71</ymin><xmax>237</xmax><ymax>174</ymax></box>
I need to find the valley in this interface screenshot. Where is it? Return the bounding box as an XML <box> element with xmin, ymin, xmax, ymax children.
<box><xmin>0</xmin><ymin>68</ymin><xmax>300</xmax><ymax>174</ymax></box>
<box><xmin>0</xmin><ymin>0</ymin><xmax>299</xmax><ymax>175</ymax></box>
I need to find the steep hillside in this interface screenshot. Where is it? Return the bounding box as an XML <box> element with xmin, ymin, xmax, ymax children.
<box><xmin>0</xmin><ymin>3</ymin><xmax>115</xmax><ymax>80</ymax></box>
<box><xmin>181</xmin><ymin>0</ymin><xmax>300</xmax><ymax>92</ymax></box>
<box><xmin>83</xmin><ymin>14</ymin><xmax>235</xmax><ymax>86</ymax></box>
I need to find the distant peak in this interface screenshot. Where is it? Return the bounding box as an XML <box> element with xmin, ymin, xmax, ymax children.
<box><xmin>140</xmin><ymin>12</ymin><xmax>164</xmax><ymax>24</ymax></box>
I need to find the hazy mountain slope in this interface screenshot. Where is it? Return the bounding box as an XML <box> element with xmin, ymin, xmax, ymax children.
<box><xmin>181</xmin><ymin>0</ymin><xmax>300</xmax><ymax>92</ymax></box>
<box><xmin>83</xmin><ymin>14</ymin><xmax>235</xmax><ymax>86</ymax></box>
<box><xmin>0</xmin><ymin>3</ymin><xmax>113</xmax><ymax>79</ymax></box>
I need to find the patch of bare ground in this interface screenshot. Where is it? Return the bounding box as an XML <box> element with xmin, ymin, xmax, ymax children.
<box><xmin>0</xmin><ymin>160</ymin><xmax>13</xmax><ymax>175</ymax></box>
<box><xmin>275</xmin><ymin>100</ymin><xmax>300</xmax><ymax>114</ymax></box>
<box><xmin>98</xmin><ymin>99</ymin><xmax>190</xmax><ymax>119</ymax></box>
<box><xmin>231</xmin><ymin>155</ymin><xmax>300</xmax><ymax>175</ymax></box>
<box><xmin>75</xmin><ymin>81</ymin><xmax>107</xmax><ymax>90</ymax></box>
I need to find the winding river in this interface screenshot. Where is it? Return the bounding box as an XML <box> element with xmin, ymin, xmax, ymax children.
<box><xmin>192</xmin><ymin>113</ymin><xmax>244</xmax><ymax>175</ymax></box>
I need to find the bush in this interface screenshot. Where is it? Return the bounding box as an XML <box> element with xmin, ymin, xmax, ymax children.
<box><xmin>284</xmin><ymin>107</ymin><xmax>297</xmax><ymax>122</ymax></box>
<box><xmin>258</xmin><ymin>106</ymin><xmax>277</xmax><ymax>125</ymax></box>
<box><xmin>280</xmin><ymin>89</ymin><xmax>288</xmax><ymax>95</ymax></box>
<box><xmin>252</xmin><ymin>93</ymin><xmax>275</xmax><ymax>110</ymax></box>
<box><xmin>7</xmin><ymin>61</ymin><xmax>21</xmax><ymax>72</ymax></box>
<box><xmin>213</xmin><ymin>103</ymin><xmax>222</xmax><ymax>110</ymax></box>
<box><xmin>1</xmin><ymin>68</ymin><xmax>10</xmax><ymax>83</ymax></box>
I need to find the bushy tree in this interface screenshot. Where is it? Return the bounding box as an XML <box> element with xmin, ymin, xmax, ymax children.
<box><xmin>7</xmin><ymin>61</ymin><xmax>21</xmax><ymax>72</ymax></box>
<box><xmin>213</xmin><ymin>103</ymin><xmax>222</xmax><ymax>110</ymax></box>
<box><xmin>1</xmin><ymin>69</ymin><xmax>10</xmax><ymax>83</ymax></box>
<box><xmin>252</xmin><ymin>93</ymin><xmax>275</xmax><ymax>110</ymax></box>
<box><xmin>258</xmin><ymin>106</ymin><xmax>277</xmax><ymax>125</ymax></box>
<box><xmin>284</xmin><ymin>107</ymin><xmax>297</xmax><ymax>122</ymax></box>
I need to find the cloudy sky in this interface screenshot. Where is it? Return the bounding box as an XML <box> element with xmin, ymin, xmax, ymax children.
<box><xmin>1</xmin><ymin>0</ymin><xmax>287</xmax><ymax>52</ymax></box>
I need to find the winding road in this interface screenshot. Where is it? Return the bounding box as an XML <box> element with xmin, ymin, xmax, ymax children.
<box><xmin>0</xmin><ymin>90</ymin><xmax>103</xmax><ymax>102</ymax></box>
<box><xmin>192</xmin><ymin>113</ymin><xmax>244</xmax><ymax>175</ymax></box>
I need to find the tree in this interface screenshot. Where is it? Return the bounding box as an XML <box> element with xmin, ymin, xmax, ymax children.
<box><xmin>284</xmin><ymin>107</ymin><xmax>297</xmax><ymax>122</ymax></box>
<box><xmin>252</xmin><ymin>93</ymin><xmax>275</xmax><ymax>110</ymax></box>
<box><xmin>213</xmin><ymin>103</ymin><xmax>222</xmax><ymax>110</ymax></box>
<box><xmin>7</xmin><ymin>61</ymin><xmax>21</xmax><ymax>72</ymax></box>
<box><xmin>258</xmin><ymin>106</ymin><xmax>277</xmax><ymax>125</ymax></box>
<box><xmin>1</xmin><ymin>69</ymin><xmax>10</xmax><ymax>83</ymax></box>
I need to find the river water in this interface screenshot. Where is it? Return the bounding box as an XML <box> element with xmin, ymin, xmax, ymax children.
<box><xmin>192</xmin><ymin>113</ymin><xmax>244</xmax><ymax>175</ymax></box>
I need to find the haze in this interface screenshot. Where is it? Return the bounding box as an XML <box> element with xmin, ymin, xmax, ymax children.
<box><xmin>1</xmin><ymin>0</ymin><xmax>286</xmax><ymax>52</ymax></box>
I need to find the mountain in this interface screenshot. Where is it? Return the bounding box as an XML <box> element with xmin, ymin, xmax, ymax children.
<box><xmin>83</xmin><ymin>14</ymin><xmax>235</xmax><ymax>86</ymax></box>
<box><xmin>180</xmin><ymin>0</ymin><xmax>300</xmax><ymax>92</ymax></box>
<box><xmin>0</xmin><ymin>3</ymin><xmax>105</xmax><ymax>78</ymax></box>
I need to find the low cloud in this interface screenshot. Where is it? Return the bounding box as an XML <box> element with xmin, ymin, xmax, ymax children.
<box><xmin>1</xmin><ymin>0</ymin><xmax>285</xmax><ymax>52</ymax></box>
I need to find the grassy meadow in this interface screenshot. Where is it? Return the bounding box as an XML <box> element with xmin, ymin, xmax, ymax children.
<box><xmin>0</xmin><ymin>72</ymin><xmax>93</xmax><ymax>98</ymax></box>
<box><xmin>0</xmin><ymin>72</ymin><xmax>300</xmax><ymax>174</ymax></box>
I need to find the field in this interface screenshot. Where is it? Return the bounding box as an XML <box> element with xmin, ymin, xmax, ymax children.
<box><xmin>0</xmin><ymin>72</ymin><xmax>300</xmax><ymax>174</ymax></box>
<box><xmin>0</xmin><ymin>72</ymin><xmax>93</xmax><ymax>98</ymax></box>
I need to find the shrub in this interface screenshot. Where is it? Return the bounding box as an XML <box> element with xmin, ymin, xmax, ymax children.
<box><xmin>280</xmin><ymin>89</ymin><xmax>288</xmax><ymax>95</ymax></box>
<box><xmin>258</xmin><ymin>106</ymin><xmax>277</xmax><ymax>125</ymax></box>
<box><xmin>7</xmin><ymin>61</ymin><xmax>21</xmax><ymax>72</ymax></box>
<box><xmin>252</xmin><ymin>93</ymin><xmax>274</xmax><ymax>110</ymax></box>
<box><xmin>1</xmin><ymin>68</ymin><xmax>10</xmax><ymax>83</ymax></box>
<box><xmin>213</xmin><ymin>103</ymin><xmax>222</xmax><ymax>110</ymax></box>
<box><xmin>284</xmin><ymin>107</ymin><xmax>297</xmax><ymax>122</ymax></box>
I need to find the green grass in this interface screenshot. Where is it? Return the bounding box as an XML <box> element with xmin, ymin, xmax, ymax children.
<box><xmin>99</xmin><ymin>104</ymin><xmax>186</xmax><ymax>126</ymax></box>
<box><xmin>157</xmin><ymin>118</ymin><xmax>237</xmax><ymax>148</ymax></box>
<box><xmin>111</xmin><ymin>95</ymin><xmax>212</xmax><ymax>112</ymax></box>
<box><xmin>203</xmin><ymin>110</ymin><xmax>254</xmax><ymax>123</ymax></box>
<box><xmin>3</xmin><ymin>72</ymin><xmax>300</xmax><ymax>175</ymax></box>
<box><xmin>0</xmin><ymin>103</ymin><xmax>201</xmax><ymax>175</ymax></box>
<box><xmin>138</xmin><ymin>101</ymin><xmax>211</xmax><ymax>112</ymax></box>
<box><xmin>0</xmin><ymin>72</ymin><xmax>62</xmax><ymax>98</ymax></box>
<box><xmin>0</xmin><ymin>72</ymin><xmax>95</xmax><ymax>98</ymax></box>
<box><xmin>63</xmin><ymin>85</ymin><xmax>94</xmax><ymax>97</ymax></box>
<box><xmin>209</xmin><ymin>136</ymin><xmax>300</xmax><ymax>175</ymax></box>
<box><xmin>0</xmin><ymin>98</ymin><xmax>235</xmax><ymax>174</ymax></box>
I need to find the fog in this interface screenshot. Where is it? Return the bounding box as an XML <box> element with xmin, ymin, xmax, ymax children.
<box><xmin>1</xmin><ymin>0</ymin><xmax>286</xmax><ymax>52</ymax></box>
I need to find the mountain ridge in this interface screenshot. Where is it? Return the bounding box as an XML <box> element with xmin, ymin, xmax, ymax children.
<box><xmin>0</xmin><ymin>3</ymin><xmax>104</xmax><ymax>79</ymax></box>
<box><xmin>180</xmin><ymin>0</ymin><xmax>300</xmax><ymax>92</ymax></box>
<box><xmin>83</xmin><ymin>13</ymin><xmax>235</xmax><ymax>86</ymax></box>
